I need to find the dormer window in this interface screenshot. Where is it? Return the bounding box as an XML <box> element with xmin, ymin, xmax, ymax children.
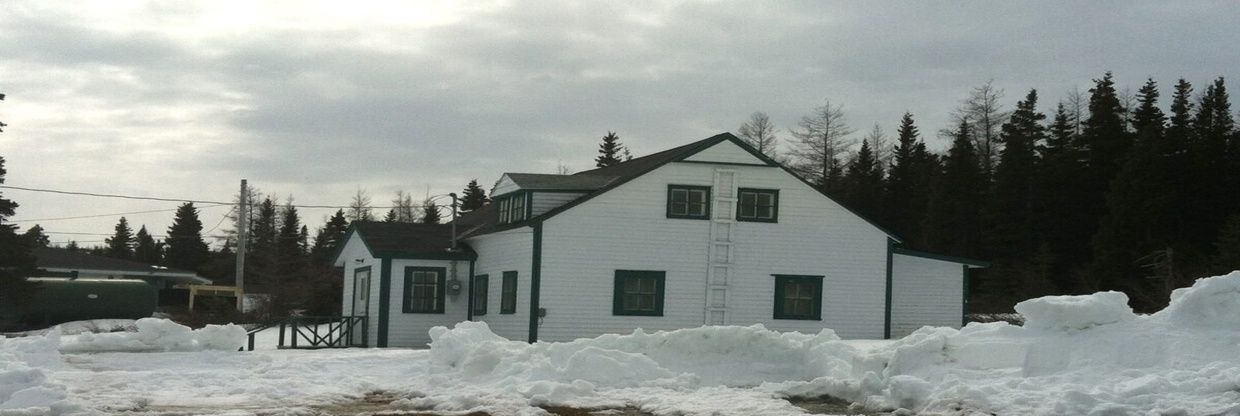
<box><xmin>666</xmin><ymin>185</ymin><xmax>711</xmax><ymax>220</ymax></box>
<box><xmin>496</xmin><ymin>192</ymin><xmax>528</xmax><ymax>224</ymax></box>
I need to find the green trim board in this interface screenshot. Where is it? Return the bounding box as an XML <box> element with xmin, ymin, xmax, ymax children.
<box><xmin>527</xmin><ymin>223</ymin><xmax>543</xmax><ymax>343</ymax></box>
<box><xmin>351</xmin><ymin>266</ymin><xmax>372</xmax><ymax>318</ymax></box>
<box><xmin>612</xmin><ymin>270</ymin><xmax>666</xmax><ymax>316</ymax></box>
<box><xmin>329</xmin><ymin>225</ymin><xmax>375</xmax><ymax>266</ymax></box>
<box><xmin>772</xmin><ymin>274</ymin><xmax>823</xmax><ymax>320</ymax></box>
<box><xmin>736</xmin><ymin>188</ymin><xmax>779</xmax><ymax>223</ymax></box>
<box><xmin>962</xmin><ymin>264</ymin><xmax>970</xmax><ymax>327</ymax></box>
<box><xmin>666</xmin><ymin>185</ymin><xmax>712</xmax><ymax>220</ymax></box>
<box><xmin>472</xmin><ymin>274</ymin><xmax>488</xmax><ymax>316</ymax></box>
<box><xmin>378</xmin><ymin>252</ymin><xmax>476</xmax><ymax>261</ymax></box>
<box><xmin>466</xmin><ymin>260</ymin><xmax>475</xmax><ymax>321</ymax></box>
<box><xmin>891</xmin><ymin>247</ymin><xmax>990</xmax><ymax>267</ymax></box>
<box><xmin>501</xmin><ymin>271</ymin><xmax>518</xmax><ymax>314</ymax></box>
<box><xmin>402</xmin><ymin>266</ymin><xmax>447</xmax><ymax>314</ymax></box>
<box><xmin>377</xmin><ymin>258</ymin><xmax>392</xmax><ymax>347</ymax></box>
<box><xmin>884</xmin><ymin>239</ymin><xmax>894</xmax><ymax>339</ymax></box>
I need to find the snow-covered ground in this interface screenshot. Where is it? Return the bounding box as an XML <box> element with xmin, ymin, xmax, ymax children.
<box><xmin>3</xmin><ymin>271</ymin><xmax>1240</xmax><ymax>415</ymax></box>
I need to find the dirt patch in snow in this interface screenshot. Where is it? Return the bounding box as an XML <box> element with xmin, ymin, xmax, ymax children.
<box><xmin>788</xmin><ymin>395</ymin><xmax>889</xmax><ymax>415</ymax></box>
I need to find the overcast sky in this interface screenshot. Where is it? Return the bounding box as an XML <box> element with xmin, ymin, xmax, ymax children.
<box><xmin>2</xmin><ymin>1</ymin><xmax>1238</xmax><ymax>247</ymax></box>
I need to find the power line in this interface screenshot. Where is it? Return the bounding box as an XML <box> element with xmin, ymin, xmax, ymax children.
<box><xmin>1</xmin><ymin>185</ymin><xmax>404</xmax><ymax>210</ymax></box>
<box><xmin>10</xmin><ymin>204</ymin><xmax>231</xmax><ymax>223</ymax></box>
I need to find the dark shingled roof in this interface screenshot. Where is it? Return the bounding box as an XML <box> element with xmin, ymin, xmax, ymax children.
<box><xmin>350</xmin><ymin>221</ymin><xmax>475</xmax><ymax>258</ymax></box>
<box><xmin>502</xmin><ymin>173</ymin><xmax>618</xmax><ymax>192</ymax></box>
<box><xmin>33</xmin><ymin>247</ymin><xmax>209</xmax><ymax>284</ymax></box>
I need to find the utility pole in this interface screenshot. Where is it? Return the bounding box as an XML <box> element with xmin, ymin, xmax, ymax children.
<box><xmin>235</xmin><ymin>179</ymin><xmax>248</xmax><ymax>311</ymax></box>
<box><xmin>449</xmin><ymin>193</ymin><xmax>458</xmax><ymax>251</ymax></box>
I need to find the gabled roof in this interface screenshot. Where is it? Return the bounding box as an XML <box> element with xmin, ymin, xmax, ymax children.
<box><xmin>335</xmin><ymin>221</ymin><xmax>476</xmax><ymax>261</ymax></box>
<box><xmin>455</xmin><ymin>132</ymin><xmax>901</xmax><ymax>242</ymax></box>
<box><xmin>33</xmin><ymin>247</ymin><xmax>210</xmax><ymax>284</ymax></box>
<box><xmin>499</xmin><ymin>173</ymin><xmax>618</xmax><ymax>193</ymax></box>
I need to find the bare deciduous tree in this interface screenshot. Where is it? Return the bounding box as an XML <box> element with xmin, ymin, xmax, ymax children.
<box><xmin>390</xmin><ymin>190</ymin><xmax>417</xmax><ymax>223</ymax></box>
<box><xmin>943</xmin><ymin>80</ymin><xmax>1011</xmax><ymax>174</ymax></box>
<box><xmin>864</xmin><ymin>123</ymin><xmax>891</xmax><ymax>171</ymax></box>
<box><xmin>788</xmin><ymin>99</ymin><xmax>856</xmax><ymax>184</ymax></box>
<box><xmin>347</xmin><ymin>188</ymin><xmax>374</xmax><ymax>222</ymax></box>
<box><xmin>1066</xmin><ymin>86</ymin><xmax>1088</xmax><ymax>136</ymax></box>
<box><xmin>738</xmin><ymin>112</ymin><xmax>780</xmax><ymax>156</ymax></box>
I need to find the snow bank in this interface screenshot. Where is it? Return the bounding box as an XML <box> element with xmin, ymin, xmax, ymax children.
<box><xmin>59</xmin><ymin>318</ymin><xmax>246</xmax><ymax>353</ymax></box>
<box><xmin>0</xmin><ymin>334</ymin><xmax>77</xmax><ymax>415</ymax></box>
<box><xmin>1014</xmin><ymin>290</ymin><xmax>1136</xmax><ymax>331</ymax></box>
<box><xmin>419</xmin><ymin>272</ymin><xmax>1240</xmax><ymax>415</ymax></box>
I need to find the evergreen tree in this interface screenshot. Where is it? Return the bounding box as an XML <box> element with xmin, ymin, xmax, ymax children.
<box><xmin>310</xmin><ymin>210</ymin><xmax>349</xmax><ymax>263</ymax></box>
<box><xmin>1080</xmin><ymin>72</ymin><xmax>1133</xmax><ymax>211</ymax></box>
<box><xmin>248</xmin><ymin>197</ymin><xmax>279</xmax><ymax>289</ymax></box>
<box><xmin>843</xmin><ymin>139</ymin><xmax>883</xmax><ymax>220</ymax></box>
<box><xmin>134</xmin><ymin>226</ymin><xmax>162</xmax><ymax>264</ymax></box>
<box><xmin>383</xmin><ymin>209</ymin><xmax>397</xmax><ymax>222</ymax></box>
<box><xmin>1090</xmin><ymin>79</ymin><xmax>1176</xmax><ymax>305</ymax></box>
<box><xmin>165</xmin><ymin>203</ymin><xmax>208</xmax><ymax>272</ymax></box>
<box><xmin>421</xmin><ymin>200</ymin><xmax>442</xmax><ymax>224</ymax></box>
<box><xmin>105</xmin><ymin>217</ymin><xmax>135</xmax><ymax>259</ymax></box>
<box><xmin>22</xmin><ymin>224</ymin><xmax>49</xmax><ymax>248</ymax></box>
<box><xmin>1035</xmin><ymin>103</ymin><xmax>1092</xmax><ymax>291</ymax></box>
<box><xmin>595</xmin><ymin>131</ymin><xmax>625</xmax><ymax>168</ymax></box>
<box><xmin>884</xmin><ymin>113</ymin><xmax>925</xmax><ymax>240</ymax></box>
<box><xmin>459</xmin><ymin>179</ymin><xmax>489</xmax><ymax>213</ymax></box>
<box><xmin>1185</xmin><ymin>78</ymin><xmax>1235</xmax><ymax>253</ymax></box>
<box><xmin>65</xmin><ymin>241</ymin><xmax>79</xmax><ymax>252</ymax></box>
<box><xmin>986</xmin><ymin>90</ymin><xmax>1045</xmax><ymax>259</ymax></box>
<box><xmin>277</xmin><ymin>202</ymin><xmax>304</xmax><ymax>259</ymax></box>
<box><xmin>0</xmin><ymin>156</ymin><xmax>36</xmax><ymax>315</ymax></box>
<box><xmin>1214</xmin><ymin>214</ymin><xmax>1240</xmax><ymax>274</ymax></box>
<box><xmin>1165</xmin><ymin>79</ymin><xmax>1195</xmax><ymax>246</ymax></box>
<box><xmin>923</xmin><ymin>121</ymin><xmax>986</xmax><ymax>258</ymax></box>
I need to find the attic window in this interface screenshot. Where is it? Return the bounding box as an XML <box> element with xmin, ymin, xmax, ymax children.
<box><xmin>497</xmin><ymin>192</ymin><xmax>528</xmax><ymax>224</ymax></box>
<box><xmin>737</xmin><ymin>188</ymin><xmax>778</xmax><ymax>223</ymax></box>
<box><xmin>666</xmin><ymin>185</ymin><xmax>710</xmax><ymax>219</ymax></box>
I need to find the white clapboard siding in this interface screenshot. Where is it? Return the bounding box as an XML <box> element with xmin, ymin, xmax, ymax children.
<box><xmin>531</xmin><ymin>192</ymin><xmax>586</xmax><ymax>217</ymax></box>
<box><xmin>335</xmin><ymin>232</ymin><xmax>381</xmax><ymax>343</ymax></box>
<box><xmin>465</xmin><ymin>228</ymin><xmax>534</xmax><ymax>341</ymax></box>
<box><xmin>890</xmin><ymin>254</ymin><xmax>965</xmax><ymax>338</ymax></box>
<box><xmin>681</xmin><ymin>141</ymin><xmax>769</xmax><ymax>165</ymax></box>
<box><xmin>385</xmin><ymin>259</ymin><xmax>470</xmax><ymax>348</ymax></box>
<box><xmin>492</xmin><ymin>175</ymin><xmax>520</xmax><ymax>196</ymax></box>
<box><xmin>538</xmin><ymin>152</ymin><xmax>890</xmax><ymax>341</ymax></box>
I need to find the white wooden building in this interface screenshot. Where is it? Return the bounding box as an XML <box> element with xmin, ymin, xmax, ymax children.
<box><xmin>333</xmin><ymin>133</ymin><xmax>986</xmax><ymax>347</ymax></box>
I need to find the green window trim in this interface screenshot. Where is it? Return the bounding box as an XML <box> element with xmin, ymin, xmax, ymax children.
<box><xmin>773</xmin><ymin>275</ymin><xmax>823</xmax><ymax>320</ymax></box>
<box><xmin>737</xmin><ymin>188</ymin><xmax>779</xmax><ymax>223</ymax></box>
<box><xmin>613</xmin><ymin>270</ymin><xmax>665</xmax><ymax>316</ymax></box>
<box><xmin>472</xmin><ymin>274</ymin><xmax>489</xmax><ymax>316</ymax></box>
<box><xmin>666</xmin><ymin>185</ymin><xmax>711</xmax><ymax>220</ymax></box>
<box><xmin>496</xmin><ymin>192</ymin><xmax>531</xmax><ymax>225</ymax></box>
<box><xmin>402</xmin><ymin>266</ymin><xmax>447</xmax><ymax>314</ymax></box>
<box><xmin>501</xmin><ymin>271</ymin><xmax>518</xmax><ymax>314</ymax></box>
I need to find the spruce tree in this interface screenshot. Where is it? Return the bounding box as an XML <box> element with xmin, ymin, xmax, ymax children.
<box><xmin>0</xmin><ymin>156</ymin><xmax>36</xmax><ymax>314</ymax></box>
<box><xmin>986</xmin><ymin>89</ymin><xmax>1045</xmax><ymax>259</ymax></box>
<box><xmin>843</xmin><ymin>139</ymin><xmax>883</xmax><ymax>220</ymax></box>
<box><xmin>884</xmin><ymin>113</ymin><xmax>925</xmax><ymax>241</ymax></box>
<box><xmin>1186</xmin><ymin>78</ymin><xmax>1235</xmax><ymax>252</ymax></box>
<box><xmin>459</xmin><ymin>179</ymin><xmax>489</xmax><ymax>213</ymax></box>
<box><xmin>1090</xmin><ymin>79</ymin><xmax>1175</xmax><ymax>304</ymax></box>
<box><xmin>1165</xmin><ymin>79</ymin><xmax>1195</xmax><ymax>246</ymax></box>
<box><xmin>105</xmin><ymin>217</ymin><xmax>135</xmax><ymax>259</ymax></box>
<box><xmin>421</xmin><ymin>201</ymin><xmax>442</xmax><ymax>224</ymax></box>
<box><xmin>595</xmin><ymin>131</ymin><xmax>625</xmax><ymax>168</ymax></box>
<box><xmin>383</xmin><ymin>209</ymin><xmax>397</xmax><ymax>222</ymax></box>
<box><xmin>22</xmin><ymin>224</ymin><xmax>49</xmax><ymax>248</ymax></box>
<box><xmin>923</xmin><ymin>120</ymin><xmax>986</xmax><ymax>258</ymax></box>
<box><xmin>310</xmin><ymin>210</ymin><xmax>349</xmax><ymax>263</ymax></box>
<box><xmin>165</xmin><ymin>203</ymin><xmax>208</xmax><ymax>272</ymax></box>
<box><xmin>134</xmin><ymin>225</ymin><xmax>162</xmax><ymax>264</ymax></box>
<box><xmin>1035</xmin><ymin>103</ymin><xmax>1092</xmax><ymax>291</ymax></box>
<box><xmin>1213</xmin><ymin>214</ymin><xmax>1240</xmax><ymax>274</ymax></box>
<box><xmin>248</xmin><ymin>198</ymin><xmax>279</xmax><ymax>289</ymax></box>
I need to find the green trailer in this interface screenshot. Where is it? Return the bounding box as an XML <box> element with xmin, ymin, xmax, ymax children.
<box><xmin>16</xmin><ymin>278</ymin><xmax>158</xmax><ymax>326</ymax></box>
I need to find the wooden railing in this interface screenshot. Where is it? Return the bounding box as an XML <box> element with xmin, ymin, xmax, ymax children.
<box><xmin>244</xmin><ymin>315</ymin><xmax>367</xmax><ymax>351</ymax></box>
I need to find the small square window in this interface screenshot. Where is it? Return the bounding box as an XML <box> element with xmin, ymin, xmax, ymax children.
<box><xmin>403</xmin><ymin>267</ymin><xmax>446</xmax><ymax>314</ymax></box>
<box><xmin>667</xmin><ymin>185</ymin><xmax>711</xmax><ymax>219</ymax></box>
<box><xmin>613</xmin><ymin>270</ymin><xmax>665</xmax><ymax>316</ymax></box>
<box><xmin>773</xmin><ymin>275</ymin><xmax>822</xmax><ymax>320</ymax></box>
<box><xmin>737</xmin><ymin>188</ymin><xmax>778</xmax><ymax>223</ymax></box>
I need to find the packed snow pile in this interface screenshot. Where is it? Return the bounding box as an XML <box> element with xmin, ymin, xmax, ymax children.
<box><xmin>1013</xmin><ymin>290</ymin><xmax>1135</xmax><ymax>331</ymax></box>
<box><xmin>0</xmin><ymin>333</ymin><xmax>77</xmax><ymax>415</ymax></box>
<box><xmin>416</xmin><ymin>272</ymin><xmax>1240</xmax><ymax>415</ymax></box>
<box><xmin>59</xmin><ymin>318</ymin><xmax>246</xmax><ymax>353</ymax></box>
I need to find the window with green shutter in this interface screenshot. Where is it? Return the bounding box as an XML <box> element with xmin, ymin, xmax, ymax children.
<box><xmin>737</xmin><ymin>188</ymin><xmax>779</xmax><ymax>222</ymax></box>
<box><xmin>773</xmin><ymin>275</ymin><xmax>822</xmax><ymax>320</ymax></box>
<box><xmin>613</xmin><ymin>270</ymin><xmax>665</xmax><ymax>316</ymax></box>
<box><xmin>666</xmin><ymin>185</ymin><xmax>711</xmax><ymax>219</ymax></box>
<box><xmin>501</xmin><ymin>271</ymin><xmax>518</xmax><ymax>314</ymax></box>
<box><xmin>472</xmin><ymin>274</ymin><xmax>488</xmax><ymax>316</ymax></box>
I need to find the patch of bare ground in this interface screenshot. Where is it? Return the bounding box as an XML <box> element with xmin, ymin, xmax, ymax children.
<box><xmin>787</xmin><ymin>395</ymin><xmax>890</xmax><ymax>415</ymax></box>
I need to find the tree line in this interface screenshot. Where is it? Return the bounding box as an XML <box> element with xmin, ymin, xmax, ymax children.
<box><xmin>728</xmin><ymin>74</ymin><xmax>1239</xmax><ymax>312</ymax></box>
